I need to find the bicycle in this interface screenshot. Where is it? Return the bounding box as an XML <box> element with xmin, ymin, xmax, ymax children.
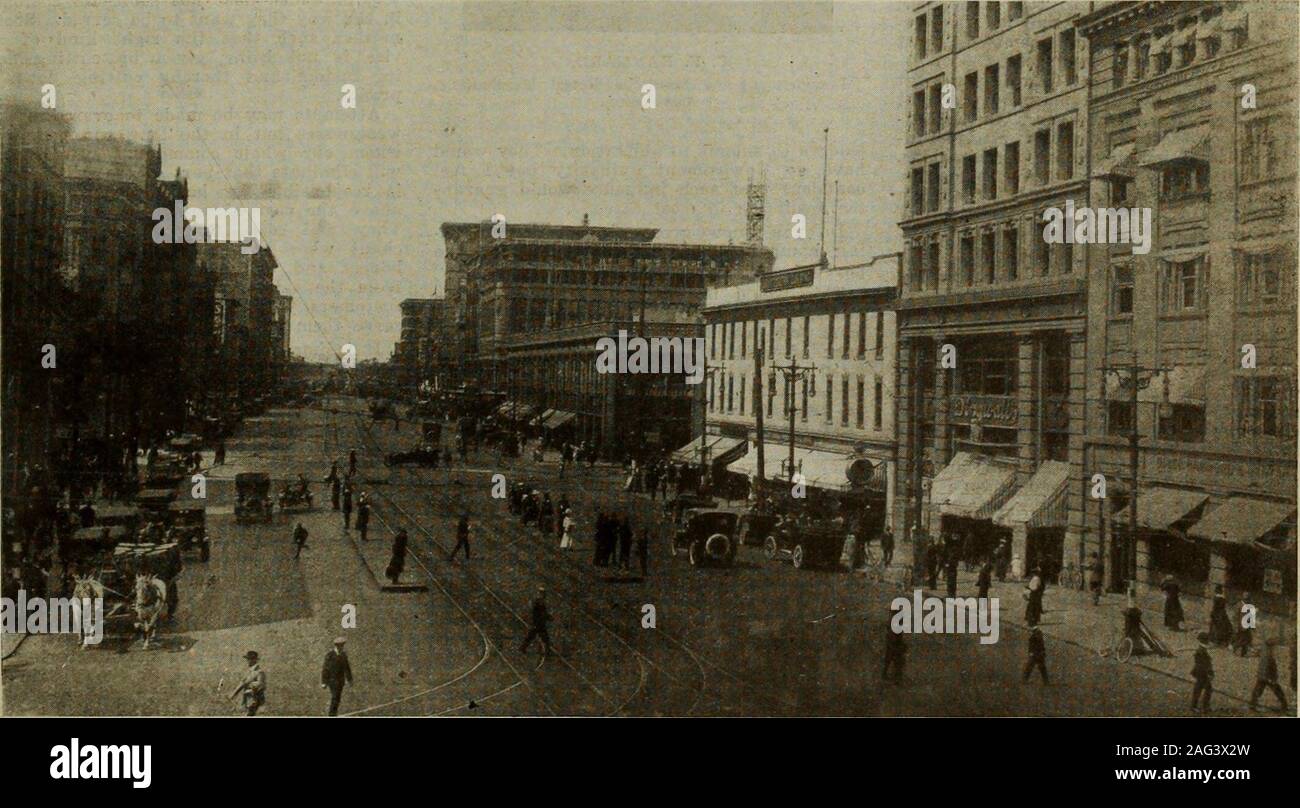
<box><xmin>1099</xmin><ymin>627</ymin><xmax>1135</xmax><ymax>662</ymax></box>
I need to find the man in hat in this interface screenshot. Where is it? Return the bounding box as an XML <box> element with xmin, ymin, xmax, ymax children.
<box><xmin>520</xmin><ymin>585</ymin><xmax>551</xmax><ymax>657</ymax></box>
<box><xmin>1022</xmin><ymin>621</ymin><xmax>1049</xmax><ymax>685</ymax></box>
<box><xmin>321</xmin><ymin>636</ymin><xmax>354</xmax><ymax>716</ymax></box>
<box><xmin>449</xmin><ymin>513</ymin><xmax>471</xmax><ymax>561</ymax></box>
<box><xmin>1088</xmin><ymin>551</ymin><xmax>1105</xmax><ymax>606</ymax></box>
<box><xmin>341</xmin><ymin>484</ymin><xmax>353</xmax><ymax>530</ymax></box>
<box><xmin>1190</xmin><ymin>632</ymin><xmax>1214</xmax><ymax>714</ymax></box>
<box><xmin>230</xmin><ymin>651</ymin><xmax>266</xmax><ymax>716</ymax></box>
<box><xmin>292</xmin><ymin>521</ymin><xmax>309</xmax><ymax>559</ymax></box>
<box><xmin>881</xmin><ymin>604</ymin><xmax>906</xmax><ymax>684</ymax></box>
<box><xmin>1248</xmin><ymin>638</ymin><xmax>1289</xmax><ymax>713</ymax></box>
<box><xmin>356</xmin><ymin>493</ymin><xmax>371</xmax><ymax>542</ymax></box>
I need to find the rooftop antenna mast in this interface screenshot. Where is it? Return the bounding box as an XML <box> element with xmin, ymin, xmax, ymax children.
<box><xmin>819</xmin><ymin>127</ymin><xmax>829</xmax><ymax>266</ymax></box>
<box><xmin>832</xmin><ymin>179</ymin><xmax>839</xmax><ymax>269</ymax></box>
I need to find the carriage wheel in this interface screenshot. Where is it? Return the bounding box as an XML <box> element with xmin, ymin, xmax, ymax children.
<box><xmin>1116</xmin><ymin>636</ymin><xmax>1134</xmax><ymax>662</ymax></box>
<box><xmin>763</xmin><ymin>536</ymin><xmax>779</xmax><ymax>561</ymax></box>
<box><xmin>791</xmin><ymin>544</ymin><xmax>806</xmax><ymax>570</ymax></box>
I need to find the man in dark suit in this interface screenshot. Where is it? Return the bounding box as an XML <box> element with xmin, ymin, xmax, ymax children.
<box><xmin>1190</xmin><ymin>632</ymin><xmax>1214</xmax><ymax>714</ymax></box>
<box><xmin>321</xmin><ymin>636</ymin><xmax>354</xmax><ymax>716</ymax></box>
<box><xmin>1022</xmin><ymin>621</ymin><xmax>1049</xmax><ymax>684</ymax></box>
<box><xmin>519</xmin><ymin>586</ymin><xmax>551</xmax><ymax>657</ymax></box>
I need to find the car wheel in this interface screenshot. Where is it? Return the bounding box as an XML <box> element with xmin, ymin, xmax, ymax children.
<box><xmin>704</xmin><ymin>533</ymin><xmax>731</xmax><ymax>562</ymax></box>
<box><xmin>763</xmin><ymin>536</ymin><xmax>779</xmax><ymax>560</ymax></box>
<box><xmin>688</xmin><ymin>541</ymin><xmax>704</xmax><ymax>567</ymax></box>
<box><xmin>791</xmin><ymin>544</ymin><xmax>806</xmax><ymax>569</ymax></box>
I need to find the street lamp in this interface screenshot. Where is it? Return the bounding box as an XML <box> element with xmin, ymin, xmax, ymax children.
<box><xmin>772</xmin><ymin>357</ymin><xmax>816</xmax><ymax>482</ymax></box>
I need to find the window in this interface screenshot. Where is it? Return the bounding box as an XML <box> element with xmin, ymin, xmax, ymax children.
<box><xmin>984</xmin><ymin>64</ymin><xmax>1000</xmax><ymax>116</ymax></box>
<box><xmin>1005</xmin><ymin>141</ymin><xmax>1020</xmax><ymax>195</ymax></box>
<box><xmin>911</xmin><ymin>166</ymin><xmax>924</xmax><ymax>215</ymax></box>
<box><xmin>982</xmin><ymin>230</ymin><xmax>997</xmax><ymax>283</ymax></box>
<box><xmin>841</xmin><ymin>376</ymin><xmax>850</xmax><ymax>426</ymax></box>
<box><xmin>1034</xmin><ymin>128</ymin><xmax>1051</xmax><ymax>184</ymax></box>
<box><xmin>802</xmin><ymin>315</ymin><xmax>810</xmax><ymax>357</ymax></box>
<box><xmin>966</xmin><ymin>2</ymin><xmax>980</xmax><ymax>39</ymax></box>
<box><xmin>739</xmin><ymin>375</ymin><xmax>746</xmax><ymax>414</ymax></box>
<box><xmin>909</xmin><ymin>242</ymin><xmax>924</xmax><ymax>291</ymax></box>
<box><xmin>1237</xmin><ymin>250</ymin><xmax>1287</xmax><ymax>307</ymax></box>
<box><xmin>1135</xmin><ymin>35</ymin><xmax>1150</xmax><ymax>80</ymax></box>
<box><xmin>824</xmin><ymin>374</ymin><xmax>833</xmax><ymax>423</ymax></box>
<box><xmin>915</xmin><ymin>14</ymin><xmax>928</xmax><ymax>59</ymax></box>
<box><xmin>1057</xmin><ymin>241</ymin><xmax>1072</xmax><ymax>274</ymax></box>
<box><xmin>1176</xmin><ymin>22</ymin><xmax>1197</xmax><ymax>67</ymax></box>
<box><xmin>1034</xmin><ymin>222</ymin><xmax>1050</xmax><ymax>275</ymax></box>
<box><xmin>986</xmin><ymin>2</ymin><xmax>1000</xmax><ymax>30</ymax></box>
<box><xmin>1160</xmin><ymin>256</ymin><xmax>1207</xmax><ymax>313</ymax></box>
<box><xmin>874</xmin><ymin>311</ymin><xmax>884</xmax><ymax>357</ymax></box>
<box><xmin>1112</xmin><ymin>43</ymin><xmax>1129</xmax><ymax>88</ymax></box>
<box><xmin>785</xmin><ymin>317</ymin><xmax>792</xmax><ymax>357</ymax></box>
<box><xmin>928</xmin><ymin>84</ymin><xmax>943</xmax><ymax>133</ymax></box>
<box><xmin>708</xmin><ymin>374</ymin><xmax>715</xmax><ymax>411</ymax></box>
<box><xmin>1110</xmin><ymin>265</ymin><xmax>1134</xmax><ymax>315</ymax></box>
<box><xmin>726</xmin><ymin>374</ymin><xmax>733</xmax><ymax>412</ymax></box>
<box><xmin>873</xmin><ymin>379</ymin><xmax>883</xmax><ymax>430</ymax></box>
<box><xmin>1008</xmin><ymin>2</ymin><xmax>1023</xmax><ymax>21</ymax></box>
<box><xmin>827</xmin><ymin>313</ymin><xmax>836</xmax><ymax>357</ymax></box>
<box><xmin>1056</xmin><ymin>121</ymin><xmax>1074</xmax><ymax>180</ymax></box>
<box><xmin>1060</xmin><ymin>29</ymin><xmax>1076</xmax><ymax>86</ymax></box>
<box><xmin>769</xmin><ymin>318</ymin><xmax>775</xmax><ymax>356</ymax></box>
<box><xmin>842</xmin><ymin>311</ymin><xmax>850</xmax><ymax>359</ymax></box>
<box><xmin>1159</xmin><ymin>403</ymin><xmax>1205</xmax><ymax>443</ymax></box>
<box><xmin>963</xmin><ymin>72</ymin><xmax>978</xmax><ymax>122</ymax></box>
<box><xmin>1242</xmin><ymin>118</ymin><xmax>1277</xmax><ymax>183</ymax></box>
<box><xmin>710</xmin><ymin>323</ymin><xmax>717</xmax><ymax>358</ymax></box>
<box><xmin>960</xmin><ymin>234</ymin><xmax>976</xmax><ymax>286</ymax></box>
<box><xmin>931</xmin><ymin>6</ymin><xmax>945</xmax><ymax>54</ymax></box>
<box><xmin>1037</xmin><ymin>38</ymin><xmax>1054</xmax><ymax>93</ymax></box>
<box><xmin>1007</xmin><ymin>54</ymin><xmax>1022</xmax><ymax>107</ymax></box>
<box><xmin>1107</xmin><ymin>400</ymin><xmax>1135</xmax><ymax>436</ymax></box>
<box><xmin>857</xmin><ymin>312</ymin><xmax>866</xmax><ymax>358</ymax></box>
<box><xmin>741</xmin><ymin>320</ymin><xmax>747</xmax><ymax>357</ymax></box>
<box><xmin>983</xmin><ymin>148</ymin><xmax>998</xmax><ymax>199</ymax></box>
<box><xmin>1236</xmin><ymin>376</ymin><xmax>1295</xmax><ymax>439</ymax></box>
<box><xmin>1153</xmin><ymin>28</ymin><xmax>1173</xmax><ymax>74</ymax></box>
<box><xmin>1004</xmin><ymin>226</ymin><xmax>1019</xmax><ymax>281</ymax></box>
<box><xmin>728</xmin><ymin>322</ymin><xmax>735</xmax><ymax>358</ymax></box>
<box><xmin>856</xmin><ymin>377</ymin><xmax>865</xmax><ymax>428</ymax></box>
<box><xmin>927</xmin><ymin>240</ymin><xmax>941</xmax><ymax>290</ymax></box>
<box><xmin>926</xmin><ymin>162</ymin><xmax>941</xmax><ymax>212</ymax></box>
<box><xmin>962</xmin><ymin>154</ymin><xmax>977</xmax><ymax>203</ymax></box>
<box><xmin>913</xmin><ymin>89</ymin><xmax>926</xmax><ymax>136</ymax></box>
<box><xmin>1110</xmin><ymin>175</ymin><xmax>1132</xmax><ymax>206</ymax></box>
<box><xmin>768</xmin><ymin>371</ymin><xmax>776</xmax><ymax>416</ymax></box>
<box><xmin>956</xmin><ymin>339</ymin><xmax>1017</xmax><ymax>396</ymax></box>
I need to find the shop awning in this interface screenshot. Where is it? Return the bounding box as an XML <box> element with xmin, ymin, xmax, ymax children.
<box><xmin>727</xmin><ymin>442</ymin><xmax>796</xmax><ymax>479</ymax></box>
<box><xmin>1189</xmin><ymin>498</ymin><xmax>1295</xmax><ymax>545</ymax></box>
<box><xmin>931</xmin><ymin>452</ymin><xmax>1019</xmax><ymax>520</ymax></box>
<box><xmin>1112</xmin><ymin>487</ymin><xmax>1207</xmax><ymax>530</ymax></box>
<box><xmin>795</xmin><ymin>449</ymin><xmax>854</xmax><ymax>491</ymax></box>
<box><xmin>993</xmin><ymin>461</ymin><xmax>1069</xmax><ymax>529</ymax></box>
<box><xmin>710</xmin><ymin>437</ymin><xmax>746</xmax><ymax>467</ymax></box>
<box><xmin>1093</xmin><ymin>142</ymin><xmax>1137</xmax><ymax>180</ymax></box>
<box><xmin>1138</xmin><ymin>126</ymin><xmax>1209</xmax><ymax>167</ymax></box>
<box><xmin>543</xmin><ymin>410</ymin><xmax>576</xmax><ymax>430</ymax></box>
<box><xmin>531</xmin><ymin>408</ymin><xmax>556</xmax><ymax>427</ymax></box>
<box><xmin>670</xmin><ymin>435</ymin><xmax>720</xmax><ymax>464</ymax></box>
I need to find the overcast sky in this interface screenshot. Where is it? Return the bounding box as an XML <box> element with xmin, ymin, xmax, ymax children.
<box><xmin>2</xmin><ymin>0</ymin><xmax>908</xmax><ymax>362</ymax></box>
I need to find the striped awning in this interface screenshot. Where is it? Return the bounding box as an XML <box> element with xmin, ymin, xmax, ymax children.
<box><xmin>672</xmin><ymin>434</ymin><xmax>723</xmax><ymax>464</ymax></box>
<box><xmin>1112</xmin><ymin>487</ymin><xmax>1207</xmax><ymax>530</ymax></box>
<box><xmin>1189</xmin><ymin>498</ymin><xmax>1295</xmax><ymax>545</ymax></box>
<box><xmin>931</xmin><ymin>452</ymin><xmax>1019</xmax><ymax>520</ymax></box>
<box><xmin>543</xmin><ymin>410</ymin><xmax>576</xmax><ymax>429</ymax></box>
<box><xmin>993</xmin><ymin>461</ymin><xmax>1069</xmax><ymax>529</ymax></box>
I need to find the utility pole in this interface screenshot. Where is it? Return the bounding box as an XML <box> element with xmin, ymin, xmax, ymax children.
<box><xmin>699</xmin><ymin>362</ymin><xmax>724</xmax><ymax>477</ymax></box>
<box><xmin>1101</xmin><ymin>357</ymin><xmax>1168</xmax><ymax>590</ymax></box>
<box><xmin>772</xmin><ymin>357</ymin><xmax>817</xmax><ymax>482</ymax></box>
<box><xmin>819</xmin><ymin>127</ymin><xmax>829</xmax><ymax>265</ymax></box>
<box><xmin>754</xmin><ymin>331</ymin><xmax>766</xmax><ymax>501</ymax></box>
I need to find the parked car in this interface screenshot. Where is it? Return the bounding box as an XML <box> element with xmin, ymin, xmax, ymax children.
<box><xmin>764</xmin><ymin>517</ymin><xmax>847</xmax><ymax>570</ymax></box>
<box><xmin>167</xmin><ymin>500</ymin><xmax>210</xmax><ymax>561</ymax></box>
<box><xmin>234</xmin><ymin>472</ymin><xmax>273</xmax><ymax>524</ymax></box>
<box><xmin>671</xmin><ymin>508</ymin><xmax>739</xmax><ymax>568</ymax></box>
<box><xmin>384</xmin><ymin>445</ymin><xmax>441</xmax><ymax>468</ymax></box>
<box><xmin>663</xmin><ymin>494</ymin><xmax>718</xmax><ymax>528</ymax></box>
<box><xmin>737</xmin><ymin>510</ymin><xmax>779</xmax><ymax>547</ymax></box>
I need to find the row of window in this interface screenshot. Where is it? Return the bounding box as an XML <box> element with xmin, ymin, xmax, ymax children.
<box><xmin>1105</xmin><ymin>375</ymin><xmax>1295</xmax><ymax>442</ymax></box>
<box><xmin>708</xmin><ymin>313</ymin><xmax>887</xmax><ymax>362</ymax></box>
<box><xmin>914</xmin><ymin>2</ymin><xmax>1026</xmax><ymax>61</ymax></box>
<box><xmin>907</xmin><ymin>215</ymin><xmax>1075</xmax><ymax>293</ymax></box>
<box><xmin>1109</xmin><ymin>250</ymin><xmax>1293</xmax><ymax>317</ymax></box>
<box><xmin>708</xmin><ymin>371</ymin><xmax>886</xmax><ymax>431</ymax></box>
<box><xmin>1110</xmin><ymin>6</ymin><xmax>1250</xmax><ymax>90</ymax></box>
<box><xmin>910</xmin><ymin>121</ymin><xmax>1074</xmax><ymax>215</ymax></box>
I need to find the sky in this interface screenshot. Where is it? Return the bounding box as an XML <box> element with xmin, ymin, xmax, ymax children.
<box><xmin>2</xmin><ymin>0</ymin><xmax>909</xmax><ymax>362</ymax></box>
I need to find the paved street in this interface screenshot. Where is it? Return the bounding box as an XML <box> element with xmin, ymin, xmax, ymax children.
<box><xmin>1</xmin><ymin>398</ymin><xmax>1283</xmax><ymax>716</ymax></box>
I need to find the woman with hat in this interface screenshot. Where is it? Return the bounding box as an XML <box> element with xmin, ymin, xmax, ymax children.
<box><xmin>386</xmin><ymin>529</ymin><xmax>409</xmax><ymax>585</ymax></box>
<box><xmin>230</xmin><ymin>651</ymin><xmax>266</xmax><ymax>716</ymax></box>
<box><xmin>1161</xmin><ymin>574</ymin><xmax>1184</xmax><ymax>630</ymax></box>
<box><xmin>1207</xmin><ymin>585</ymin><xmax>1233</xmax><ymax>646</ymax></box>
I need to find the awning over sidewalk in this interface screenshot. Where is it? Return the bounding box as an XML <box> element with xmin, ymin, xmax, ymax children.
<box><xmin>1112</xmin><ymin>487</ymin><xmax>1208</xmax><ymax>530</ymax></box>
<box><xmin>727</xmin><ymin>442</ymin><xmax>794</xmax><ymax>479</ymax></box>
<box><xmin>796</xmin><ymin>449</ymin><xmax>854</xmax><ymax>491</ymax></box>
<box><xmin>709</xmin><ymin>437</ymin><xmax>746</xmax><ymax>467</ymax></box>
<box><xmin>992</xmin><ymin>461</ymin><xmax>1069</xmax><ymax>529</ymax></box>
<box><xmin>931</xmin><ymin>452</ymin><xmax>1019</xmax><ymax>520</ymax></box>
<box><xmin>671</xmin><ymin>435</ymin><xmax>723</xmax><ymax>464</ymax></box>
<box><xmin>1189</xmin><ymin>498</ymin><xmax>1295</xmax><ymax>545</ymax></box>
<box><xmin>1138</xmin><ymin>125</ymin><xmax>1210</xmax><ymax>167</ymax></box>
<box><xmin>543</xmin><ymin>410</ymin><xmax>576</xmax><ymax>430</ymax></box>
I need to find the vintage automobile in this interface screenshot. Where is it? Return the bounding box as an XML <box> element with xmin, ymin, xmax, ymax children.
<box><xmin>234</xmin><ymin>472</ymin><xmax>274</xmax><ymax>524</ymax></box>
<box><xmin>167</xmin><ymin>500</ymin><xmax>210</xmax><ymax>561</ymax></box>
<box><xmin>169</xmin><ymin>434</ymin><xmax>203</xmax><ymax>454</ymax></box>
<box><xmin>663</xmin><ymin>494</ymin><xmax>718</xmax><ymax>528</ymax></box>
<box><xmin>91</xmin><ymin>504</ymin><xmax>143</xmax><ymax>538</ymax></box>
<box><xmin>763</xmin><ymin>516</ymin><xmax>848</xmax><ymax>570</ymax></box>
<box><xmin>146</xmin><ymin>456</ymin><xmax>188</xmax><ymax>486</ymax></box>
<box><xmin>136</xmin><ymin>487</ymin><xmax>179</xmax><ymax>518</ymax></box>
<box><xmin>384</xmin><ymin>444</ymin><xmax>442</xmax><ymax>468</ymax></box>
<box><xmin>737</xmin><ymin>509</ymin><xmax>780</xmax><ymax>547</ymax></box>
<box><xmin>670</xmin><ymin>508</ymin><xmax>740</xmax><ymax>568</ymax></box>
<box><xmin>277</xmin><ymin>481</ymin><xmax>314</xmax><ymax>511</ymax></box>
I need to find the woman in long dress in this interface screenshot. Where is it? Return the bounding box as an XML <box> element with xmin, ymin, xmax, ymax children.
<box><xmin>1161</xmin><ymin>575</ymin><xmax>1184</xmax><ymax>630</ymax></box>
<box><xmin>560</xmin><ymin>511</ymin><xmax>575</xmax><ymax>550</ymax></box>
<box><xmin>1208</xmin><ymin>584</ymin><xmax>1233</xmax><ymax>646</ymax></box>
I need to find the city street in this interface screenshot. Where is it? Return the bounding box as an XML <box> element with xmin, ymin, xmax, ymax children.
<box><xmin>2</xmin><ymin>398</ymin><xmax>1249</xmax><ymax>717</ymax></box>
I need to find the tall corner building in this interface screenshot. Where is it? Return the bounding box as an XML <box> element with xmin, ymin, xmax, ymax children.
<box><xmin>897</xmin><ymin>1</ymin><xmax>1092</xmax><ymax>578</ymax></box>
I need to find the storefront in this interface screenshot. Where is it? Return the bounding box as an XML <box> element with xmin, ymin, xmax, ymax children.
<box><xmin>1111</xmin><ymin>486</ymin><xmax>1209</xmax><ymax>594</ymax></box>
<box><xmin>1190</xmin><ymin>497</ymin><xmax>1296</xmax><ymax>614</ymax></box>
<box><xmin>992</xmin><ymin>460</ymin><xmax>1070</xmax><ymax>581</ymax></box>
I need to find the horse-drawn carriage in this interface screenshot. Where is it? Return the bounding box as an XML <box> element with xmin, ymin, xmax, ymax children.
<box><xmin>66</xmin><ymin>529</ymin><xmax>181</xmax><ymax>648</ymax></box>
<box><xmin>235</xmin><ymin>472</ymin><xmax>274</xmax><ymax>523</ymax></box>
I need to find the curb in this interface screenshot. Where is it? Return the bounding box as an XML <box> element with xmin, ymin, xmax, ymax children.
<box><xmin>342</xmin><ymin>526</ymin><xmax>428</xmax><ymax>593</ymax></box>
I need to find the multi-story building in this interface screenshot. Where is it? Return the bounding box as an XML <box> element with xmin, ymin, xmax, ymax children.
<box><xmin>394</xmin><ymin>297</ymin><xmax>444</xmax><ymax>389</ymax></box>
<box><xmin>701</xmin><ymin>255</ymin><xmax>900</xmax><ymax>528</ymax></box>
<box><xmin>203</xmin><ymin>240</ymin><xmax>280</xmax><ymax>404</ymax></box>
<box><xmin>899</xmin><ymin>1</ymin><xmax>1093</xmax><ymax>578</ymax></box>
<box><xmin>1</xmin><ymin>101</ymin><xmax>71</xmax><ymax>494</ymax></box>
<box><xmin>274</xmin><ymin>293</ymin><xmax>293</xmax><ymax>362</ymax></box>
<box><xmin>1077</xmin><ymin>0</ymin><xmax>1296</xmax><ymax>613</ymax></box>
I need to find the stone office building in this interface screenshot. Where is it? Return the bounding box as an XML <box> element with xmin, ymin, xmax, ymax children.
<box><xmin>1078</xmin><ymin>0</ymin><xmax>1296</xmax><ymax>612</ymax></box>
<box><xmin>899</xmin><ymin>1</ymin><xmax>1092</xmax><ymax>578</ymax></box>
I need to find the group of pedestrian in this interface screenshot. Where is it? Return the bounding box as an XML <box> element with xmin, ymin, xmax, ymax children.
<box><xmin>592</xmin><ymin>510</ymin><xmax>647</xmax><ymax>574</ymax></box>
<box><xmin>231</xmin><ymin>635</ymin><xmax>355</xmax><ymax>717</ymax></box>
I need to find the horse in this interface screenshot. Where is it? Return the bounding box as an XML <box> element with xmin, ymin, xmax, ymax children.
<box><xmin>132</xmin><ymin>574</ymin><xmax>169</xmax><ymax>649</ymax></box>
<box><xmin>71</xmin><ymin>575</ymin><xmax>104</xmax><ymax>649</ymax></box>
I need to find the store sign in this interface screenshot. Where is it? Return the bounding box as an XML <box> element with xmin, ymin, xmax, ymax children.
<box><xmin>1263</xmin><ymin>568</ymin><xmax>1283</xmax><ymax>595</ymax></box>
<box><xmin>760</xmin><ymin>266</ymin><xmax>815</xmax><ymax>293</ymax></box>
<box><xmin>948</xmin><ymin>394</ymin><xmax>1017</xmax><ymax>426</ymax></box>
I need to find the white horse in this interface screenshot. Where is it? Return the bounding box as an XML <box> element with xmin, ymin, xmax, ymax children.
<box><xmin>132</xmin><ymin>574</ymin><xmax>168</xmax><ymax>649</ymax></box>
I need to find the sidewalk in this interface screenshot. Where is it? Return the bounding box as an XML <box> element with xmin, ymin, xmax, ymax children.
<box><xmin>885</xmin><ymin>542</ymin><xmax>1294</xmax><ymax>712</ymax></box>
